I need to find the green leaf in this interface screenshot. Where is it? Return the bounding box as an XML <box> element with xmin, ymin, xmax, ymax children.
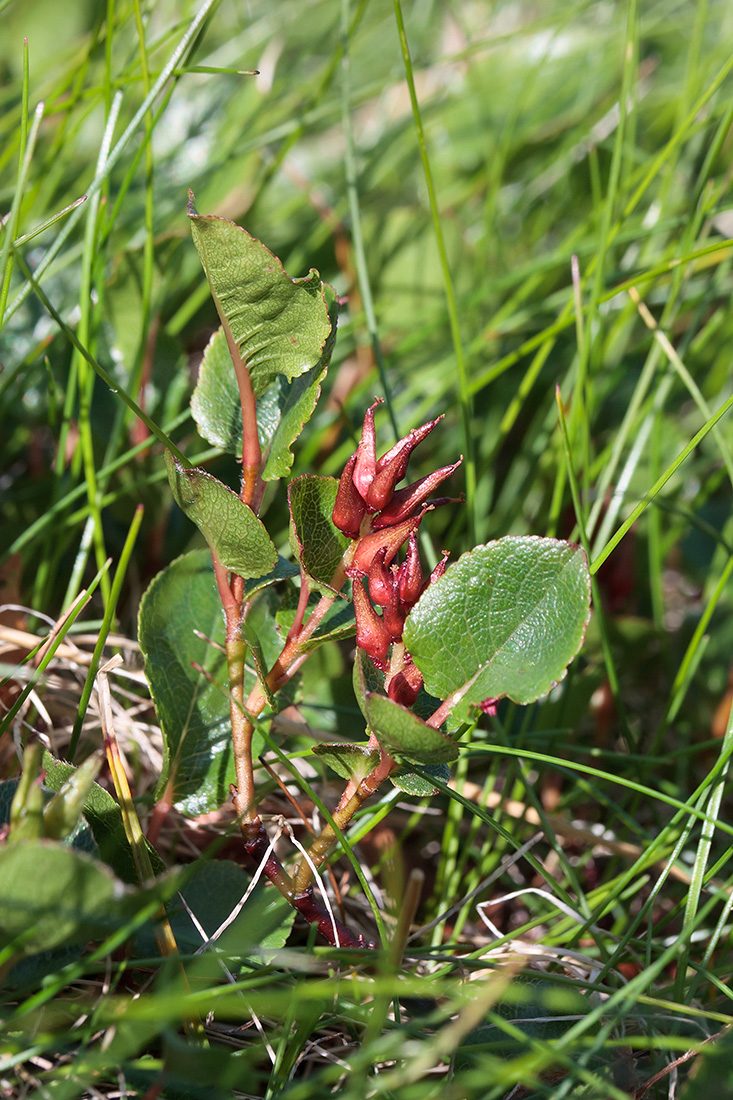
<box><xmin>364</xmin><ymin>693</ymin><xmax>459</xmax><ymax>765</ymax></box>
<box><xmin>241</xmin><ymin>588</ymin><xmax>293</xmax><ymax>710</ymax></box>
<box><xmin>188</xmin><ymin>198</ymin><xmax>332</xmax><ymax>397</ymax></box>
<box><xmin>165</xmin><ymin>452</ymin><xmax>277</xmax><ymax>579</ymax></box>
<box><xmin>192</xmin><ymin>287</ymin><xmax>339</xmax><ymax>482</ymax></box>
<box><xmin>41</xmin><ymin>755</ymin><xmax>166</xmax><ymax>883</ymax></box>
<box><xmin>243</xmin><ymin>555</ymin><xmax>300</xmax><ymax>601</ymax></box>
<box><xmin>278</xmin><ymin>596</ymin><xmax>355</xmax><ymax>652</ymax></box>
<box><xmin>136</xmin><ymin>860</ymin><xmax>294</xmax><ymax>962</ymax></box>
<box><xmin>312</xmin><ymin>743</ymin><xmax>380</xmax><ymax>782</ymax></box>
<box><xmin>389</xmin><ymin>763</ymin><xmax>450</xmax><ymax>796</ymax></box>
<box><xmin>403</xmin><ymin>537</ymin><xmax>591</xmax><ymax>723</ymax></box>
<box><xmin>288</xmin><ymin>475</ymin><xmax>350</xmax><ymax>594</ymax></box>
<box><xmin>0</xmin><ymin>840</ymin><xmax>137</xmax><ymax>953</ymax></box>
<box><xmin>138</xmin><ymin>550</ymin><xmax>263</xmax><ymax>816</ymax></box>
<box><xmin>352</xmin><ymin>648</ymin><xmax>385</xmax><ymax>719</ymax></box>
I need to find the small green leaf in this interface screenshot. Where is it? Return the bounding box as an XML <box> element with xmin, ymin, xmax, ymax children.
<box><xmin>403</xmin><ymin>537</ymin><xmax>591</xmax><ymax>724</ymax></box>
<box><xmin>278</xmin><ymin>596</ymin><xmax>355</xmax><ymax>653</ymax></box>
<box><xmin>364</xmin><ymin>693</ymin><xmax>459</xmax><ymax>765</ymax></box>
<box><xmin>136</xmin><ymin>860</ymin><xmax>294</xmax><ymax>961</ymax></box>
<box><xmin>138</xmin><ymin>550</ymin><xmax>263</xmax><ymax>816</ymax></box>
<box><xmin>42</xmin><ymin>751</ymin><xmax>102</xmax><ymax>841</ymax></box>
<box><xmin>352</xmin><ymin>648</ymin><xmax>385</xmax><ymax>719</ymax></box>
<box><xmin>243</xmin><ymin>555</ymin><xmax>300</xmax><ymax>601</ymax></box>
<box><xmin>165</xmin><ymin>452</ymin><xmax>277</xmax><ymax>579</ymax></box>
<box><xmin>188</xmin><ymin>198</ymin><xmax>332</xmax><ymax>397</ymax></box>
<box><xmin>260</xmin><ymin>284</ymin><xmax>339</xmax><ymax>479</ymax></box>
<box><xmin>312</xmin><ymin>743</ymin><xmax>380</xmax><ymax>783</ymax></box>
<box><xmin>389</xmin><ymin>763</ymin><xmax>450</xmax><ymax>796</ymax></box>
<box><xmin>288</xmin><ymin>475</ymin><xmax>350</xmax><ymax>594</ymax></box>
<box><xmin>192</xmin><ymin>289</ymin><xmax>339</xmax><ymax>483</ymax></box>
<box><xmin>190</xmin><ymin>327</ymin><xmax>244</xmax><ymax>454</ymax></box>
<box><xmin>241</xmin><ymin>588</ymin><xmax>290</xmax><ymax>709</ymax></box>
<box><xmin>41</xmin><ymin>754</ymin><xmax>164</xmax><ymax>883</ymax></box>
<box><xmin>0</xmin><ymin>840</ymin><xmax>134</xmax><ymax>953</ymax></box>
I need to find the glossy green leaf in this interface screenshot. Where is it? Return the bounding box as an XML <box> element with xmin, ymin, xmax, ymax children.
<box><xmin>188</xmin><ymin>197</ymin><xmax>332</xmax><ymax>397</ymax></box>
<box><xmin>138</xmin><ymin>550</ymin><xmax>262</xmax><ymax>816</ymax></box>
<box><xmin>288</xmin><ymin>475</ymin><xmax>350</xmax><ymax>594</ymax></box>
<box><xmin>192</xmin><ymin>287</ymin><xmax>339</xmax><ymax>481</ymax></box>
<box><xmin>0</xmin><ymin>840</ymin><xmax>136</xmax><ymax>953</ymax></box>
<box><xmin>165</xmin><ymin>452</ymin><xmax>277</xmax><ymax>578</ymax></box>
<box><xmin>312</xmin><ymin>743</ymin><xmax>381</xmax><ymax>783</ymax></box>
<box><xmin>389</xmin><ymin>763</ymin><xmax>450</xmax><ymax>796</ymax></box>
<box><xmin>364</xmin><ymin>692</ymin><xmax>459</xmax><ymax>765</ymax></box>
<box><xmin>403</xmin><ymin>537</ymin><xmax>591</xmax><ymax>723</ymax></box>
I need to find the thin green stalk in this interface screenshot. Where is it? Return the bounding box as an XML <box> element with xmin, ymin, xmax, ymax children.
<box><xmin>130</xmin><ymin>0</ymin><xmax>157</xmax><ymax>410</ymax></box>
<box><xmin>0</xmin><ymin>410</ymin><xmax>190</xmax><ymax>566</ymax></box>
<box><xmin>58</xmin><ymin>94</ymin><xmax>124</xmax><ymax>607</ymax></box>
<box><xmin>3</xmin><ymin>0</ymin><xmax>221</xmax><ymax>326</ymax></box>
<box><xmin>555</xmin><ymin>387</ymin><xmax>632</xmax><ymax>745</ymax></box>
<box><xmin>0</xmin><ymin>563</ymin><xmax>110</xmax><ymax>739</ymax></box>
<box><xmin>392</xmin><ymin>0</ymin><xmax>475</xmax><ymax>543</ymax></box>
<box><xmin>340</xmin><ymin>0</ymin><xmax>398</xmax><ymax>439</ymax></box>
<box><xmin>13</xmin><ymin>251</ymin><xmax>190</xmax><ymax>465</ymax></box>
<box><xmin>675</xmin><ymin>704</ymin><xmax>733</xmax><ymax>1001</ymax></box>
<box><xmin>68</xmin><ymin>504</ymin><xmax>144</xmax><ymax>761</ymax></box>
<box><xmin>591</xmin><ymin>388</ymin><xmax>733</xmax><ymax>574</ymax></box>
<box><xmin>0</xmin><ymin>97</ymin><xmax>42</xmax><ymax>328</ymax></box>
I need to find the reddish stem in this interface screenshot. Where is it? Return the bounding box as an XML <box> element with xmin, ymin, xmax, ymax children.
<box><xmin>219</xmin><ymin>314</ymin><xmax>262</xmax><ymax>507</ymax></box>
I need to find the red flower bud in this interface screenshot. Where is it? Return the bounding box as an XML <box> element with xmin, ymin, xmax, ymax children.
<box><xmin>383</xmin><ymin>580</ymin><xmax>405</xmax><ymax>641</ymax></box>
<box><xmin>352</xmin><ymin>398</ymin><xmax>382</xmax><ymax>500</ymax></box>
<box><xmin>375</xmin><ymin>415</ymin><xmax>443</xmax><ymax>476</ymax></box>
<box><xmin>367</xmin><ymin>548</ymin><xmax>396</xmax><ymax>607</ymax></box>
<box><xmin>365</xmin><ymin>439</ymin><xmax>412</xmax><ymax>511</ymax></box>
<box><xmin>352</xmin><ymin>510</ymin><xmax>427</xmax><ymax>575</ymax></box>
<box><xmin>351</xmin><ymin>575</ymin><xmax>391</xmax><ymax>668</ymax></box>
<box><xmin>332</xmin><ymin>452</ymin><xmax>366</xmax><ymax>538</ymax></box>
<box><xmin>421</xmin><ymin>550</ymin><xmax>449</xmax><ymax>595</ymax></box>
<box><xmin>388</xmin><ymin>661</ymin><xmax>423</xmax><ymax>707</ymax></box>
<box><xmin>373</xmin><ymin>459</ymin><xmax>462</xmax><ymax>529</ymax></box>
<box><xmin>397</xmin><ymin>531</ymin><xmax>422</xmax><ymax>608</ymax></box>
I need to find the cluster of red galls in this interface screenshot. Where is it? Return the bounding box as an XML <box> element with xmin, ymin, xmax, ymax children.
<box><xmin>332</xmin><ymin>399</ymin><xmax>461</xmax><ymax>708</ymax></box>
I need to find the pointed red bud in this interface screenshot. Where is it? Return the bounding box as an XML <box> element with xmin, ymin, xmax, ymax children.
<box><xmin>352</xmin><ymin>510</ymin><xmax>427</xmax><ymax>575</ymax></box>
<box><xmin>375</xmin><ymin>415</ymin><xmax>443</xmax><ymax>475</ymax></box>
<box><xmin>352</xmin><ymin>398</ymin><xmax>382</xmax><ymax>500</ymax></box>
<box><xmin>365</xmin><ymin>438</ymin><xmax>413</xmax><ymax>511</ymax></box>
<box><xmin>421</xmin><ymin>551</ymin><xmax>449</xmax><ymax>595</ymax></box>
<box><xmin>365</xmin><ymin>409</ymin><xmax>442</xmax><ymax>512</ymax></box>
<box><xmin>332</xmin><ymin>452</ymin><xmax>367</xmax><ymax>538</ymax></box>
<box><xmin>388</xmin><ymin>661</ymin><xmax>423</xmax><ymax>707</ymax></box>
<box><xmin>479</xmin><ymin>697</ymin><xmax>499</xmax><ymax>716</ymax></box>
<box><xmin>373</xmin><ymin>459</ymin><xmax>462</xmax><ymax>529</ymax></box>
<box><xmin>397</xmin><ymin>531</ymin><xmax>422</xmax><ymax>608</ymax></box>
<box><xmin>351</xmin><ymin>576</ymin><xmax>391</xmax><ymax>668</ymax></box>
<box><xmin>367</xmin><ymin>548</ymin><xmax>396</xmax><ymax>607</ymax></box>
<box><xmin>383</xmin><ymin>581</ymin><xmax>405</xmax><ymax>641</ymax></box>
